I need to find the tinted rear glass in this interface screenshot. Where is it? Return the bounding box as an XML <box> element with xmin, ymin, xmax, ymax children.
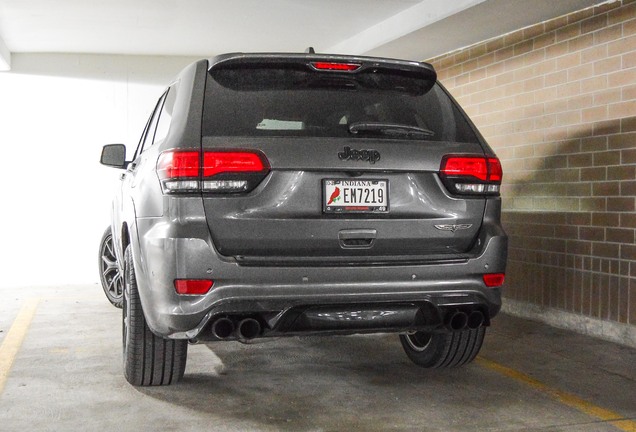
<box><xmin>203</xmin><ymin>65</ymin><xmax>479</xmax><ymax>143</ymax></box>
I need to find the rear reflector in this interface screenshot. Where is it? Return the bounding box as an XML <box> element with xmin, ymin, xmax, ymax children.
<box><xmin>483</xmin><ymin>273</ymin><xmax>505</xmax><ymax>288</ymax></box>
<box><xmin>174</xmin><ymin>279</ymin><xmax>214</xmax><ymax>295</ymax></box>
<box><xmin>311</xmin><ymin>62</ymin><xmax>361</xmax><ymax>72</ymax></box>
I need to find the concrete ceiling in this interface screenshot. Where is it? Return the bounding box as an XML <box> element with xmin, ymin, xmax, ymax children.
<box><xmin>0</xmin><ymin>0</ymin><xmax>606</xmax><ymax>71</ymax></box>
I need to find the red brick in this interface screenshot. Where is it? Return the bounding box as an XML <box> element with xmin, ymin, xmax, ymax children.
<box><xmin>592</xmin><ymin>242</ymin><xmax>619</xmax><ymax>258</ymax></box>
<box><xmin>594</xmin><ymin>24</ymin><xmax>623</xmax><ymax>44</ymax></box>
<box><xmin>581</xmin><ymin>197</ymin><xmax>606</xmax><ymax>212</ymax></box>
<box><xmin>535</xmin><ymin>32</ymin><xmax>556</xmax><ymax>49</ymax></box>
<box><xmin>609</xmin><ymin>133</ymin><xmax>636</xmax><ymax>149</ymax></box>
<box><xmin>593</xmin><ymin>150</ymin><xmax>621</xmax><ymax>166</ymax></box>
<box><xmin>621</xmin><ymin>244</ymin><xmax>636</xmax><ymax>260</ymax></box>
<box><xmin>568</xmin><ymin>34</ymin><xmax>595</xmax><ymax>52</ymax></box>
<box><xmin>622</xmin><ymin>149</ymin><xmax>636</xmax><ymax>164</ymax></box>
<box><xmin>581</xmin><ymin>14</ymin><xmax>608</xmax><ymax>34</ymax></box>
<box><xmin>568</xmin><ymin>153</ymin><xmax>593</xmax><ymax>168</ymax></box>
<box><xmin>567</xmin><ymin>240</ymin><xmax>592</xmax><ymax>255</ymax></box>
<box><xmin>608</xmin><ymin>34</ymin><xmax>636</xmax><ymax>57</ymax></box>
<box><xmin>621</xmin><ymin>118</ymin><xmax>636</xmax><ymax>133</ymax></box>
<box><xmin>592</xmin><ymin>212</ymin><xmax>620</xmax><ymax>227</ymax></box>
<box><xmin>593</xmin><ymin>181</ymin><xmax>620</xmax><ymax>196</ymax></box>
<box><xmin>620</xmin><ymin>213</ymin><xmax>636</xmax><ymax>228</ymax></box>
<box><xmin>593</xmin><ymin>89</ymin><xmax>622</xmax><ymax>106</ymax></box>
<box><xmin>621</xmin><ymin>180</ymin><xmax>636</xmax><ymax>196</ymax></box>
<box><xmin>568</xmin><ymin>213</ymin><xmax>591</xmax><ymax>225</ymax></box>
<box><xmin>594</xmin><ymin>56</ymin><xmax>622</xmax><ymax>75</ymax></box>
<box><xmin>607</xmin><ymin>228</ymin><xmax>635</xmax><ymax>243</ymax></box>
<box><xmin>580</xmin><ymin>167</ymin><xmax>607</xmax><ymax>181</ymax></box>
<box><xmin>607</xmin><ymin>197</ymin><xmax>635</xmax><ymax>212</ymax></box>
<box><xmin>608</xmin><ymin>165</ymin><xmax>636</xmax><ymax>180</ymax></box>
<box><xmin>581</xmin><ymin>136</ymin><xmax>608</xmax><ymax>152</ymax></box>
<box><xmin>624</xmin><ymin>17</ymin><xmax>636</xmax><ymax>37</ymax></box>
<box><xmin>557</xmin><ymin>22</ymin><xmax>582</xmax><ymax>42</ymax></box>
<box><xmin>594</xmin><ymin>119</ymin><xmax>622</xmax><ymax>136</ymax></box>
<box><xmin>608</xmin><ymin>2</ymin><xmax>636</xmax><ymax>25</ymax></box>
<box><xmin>580</xmin><ymin>227</ymin><xmax>605</xmax><ymax>241</ymax></box>
<box><xmin>608</xmin><ymin>69</ymin><xmax>636</xmax><ymax>88</ymax></box>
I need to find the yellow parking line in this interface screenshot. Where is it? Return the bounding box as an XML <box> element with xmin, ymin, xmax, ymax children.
<box><xmin>476</xmin><ymin>357</ymin><xmax>636</xmax><ymax>432</ymax></box>
<box><xmin>0</xmin><ymin>298</ymin><xmax>40</xmax><ymax>395</ymax></box>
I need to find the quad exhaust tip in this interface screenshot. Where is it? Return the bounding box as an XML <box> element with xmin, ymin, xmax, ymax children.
<box><xmin>445</xmin><ymin>310</ymin><xmax>485</xmax><ymax>331</ymax></box>
<box><xmin>446</xmin><ymin>311</ymin><xmax>468</xmax><ymax>331</ymax></box>
<box><xmin>211</xmin><ymin>317</ymin><xmax>262</xmax><ymax>340</ymax></box>
<box><xmin>467</xmin><ymin>310</ymin><xmax>485</xmax><ymax>329</ymax></box>
<box><xmin>237</xmin><ymin>318</ymin><xmax>262</xmax><ymax>340</ymax></box>
<box><xmin>211</xmin><ymin>317</ymin><xmax>235</xmax><ymax>339</ymax></box>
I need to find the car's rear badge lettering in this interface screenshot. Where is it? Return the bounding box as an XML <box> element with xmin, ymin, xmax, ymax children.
<box><xmin>338</xmin><ymin>146</ymin><xmax>381</xmax><ymax>164</ymax></box>
<box><xmin>434</xmin><ymin>224</ymin><xmax>473</xmax><ymax>232</ymax></box>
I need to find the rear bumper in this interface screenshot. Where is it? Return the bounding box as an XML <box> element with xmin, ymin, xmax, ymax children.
<box><xmin>130</xmin><ymin>198</ymin><xmax>507</xmax><ymax>339</ymax></box>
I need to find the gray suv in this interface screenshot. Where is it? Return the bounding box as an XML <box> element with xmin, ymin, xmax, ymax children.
<box><xmin>100</xmin><ymin>52</ymin><xmax>507</xmax><ymax>386</ymax></box>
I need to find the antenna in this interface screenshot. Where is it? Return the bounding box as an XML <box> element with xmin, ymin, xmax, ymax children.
<box><xmin>305</xmin><ymin>47</ymin><xmax>316</xmax><ymax>54</ymax></box>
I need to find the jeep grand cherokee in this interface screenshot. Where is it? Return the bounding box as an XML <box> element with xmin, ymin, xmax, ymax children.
<box><xmin>100</xmin><ymin>52</ymin><xmax>507</xmax><ymax>386</ymax></box>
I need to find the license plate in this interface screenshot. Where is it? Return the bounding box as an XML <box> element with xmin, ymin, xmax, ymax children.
<box><xmin>323</xmin><ymin>179</ymin><xmax>389</xmax><ymax>213</ymax></box>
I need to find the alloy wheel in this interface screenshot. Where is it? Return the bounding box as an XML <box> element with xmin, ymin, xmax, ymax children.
<box><xmin>100</xmin><ymin>233</ymin><xmax>123</xmax><ymax>305</ymax></box>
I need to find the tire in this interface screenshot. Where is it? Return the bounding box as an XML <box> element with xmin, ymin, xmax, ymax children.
<box><xmin>122</xmin><ymin>246</ymin><xmax>187</xmax><ymax>386</ymax></box>
<box><xmin>98</xmin><ymin>227</ymin><xmax>123</xmax><ymax>308</ymax></box>
<box><xmin>399</xmin><ymin>327</ymin><xmax>485</xmax><ymax>368</ymax></box>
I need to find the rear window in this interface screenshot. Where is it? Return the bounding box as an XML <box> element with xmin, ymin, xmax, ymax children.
<box><xmin>202</xmin><ymin>64</ymin><xmax>479</xmax><ymax>143</ymax></box>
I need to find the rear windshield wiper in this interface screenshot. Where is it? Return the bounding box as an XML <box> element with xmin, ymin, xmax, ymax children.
<box><xmin>348</xmin><ymin>122</ymin><xmax>435</xmax><ymax>138</ymax></box>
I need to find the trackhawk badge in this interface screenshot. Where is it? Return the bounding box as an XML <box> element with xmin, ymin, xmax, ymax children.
<box><xmin>434</xmin><ymin>224</ymin><xmax>473</xmax><ymax>232</ymax></box>
<box><xmin>338</xmin><ymin>146</ymin><xmax>381</xmax><ymax>164</ymax></box>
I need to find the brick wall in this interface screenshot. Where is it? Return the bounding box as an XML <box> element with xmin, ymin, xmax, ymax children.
<box><xmin>428</xmin><ymin>0</ymin><xmax>636</xmax><ymax>327</ymax></box>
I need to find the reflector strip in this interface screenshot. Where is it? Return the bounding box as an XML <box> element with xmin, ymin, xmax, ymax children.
<box><xmin>174</xmin><ymin>279</ymin><xmax>214</xmax><ymax>295</ymax></box>
<box><xmin>483</xmin><ymin>273</ymin><xmax>505</xmax><ymax>287</ymax></box>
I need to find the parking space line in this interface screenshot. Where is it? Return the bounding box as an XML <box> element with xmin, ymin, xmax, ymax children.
<box><xmin>0</xmin><ymin>298</ymin><xmax>40</xmax><ymax>395</ymax></box>
<box><xmin>476</xmin><ymin>357</ymin><xmax>636</xmax><ymax>432</ymax></box>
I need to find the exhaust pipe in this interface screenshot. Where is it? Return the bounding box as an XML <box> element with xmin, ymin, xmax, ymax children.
<box><xmin>237</xmin><ymin>318</ymin><xmax>261</xmax><ymax>340</ymax></box>
<box><xmin>445</xmin><ymin>311</ymin><xmax>468</xmax><ymax>331</ymax></box>
<box><xmin>467</xmin><ymin>310</ymin><xmax>485</xmax><ymax>329</ymax></box>
<box><xmin>211</xmin><ymin>317</ymin><xmax>235</xmax><ymax>339</ymax></box>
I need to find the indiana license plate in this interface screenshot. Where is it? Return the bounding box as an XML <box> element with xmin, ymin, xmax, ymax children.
<box><xmin>323</xmin><ymin>179</ymin><xmax>389</xmax><ymax>213</ymax></box>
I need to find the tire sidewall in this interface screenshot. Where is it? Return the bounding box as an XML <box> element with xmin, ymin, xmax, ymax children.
<box><xmin>122</xmin><ymin>246</ymin><xmax>141</xmax><ymax>384</ymax></box>
<box><xmin>400</xmin><ymin>332</ymin><xmax>451</xmax><ymax>368</ymax></box>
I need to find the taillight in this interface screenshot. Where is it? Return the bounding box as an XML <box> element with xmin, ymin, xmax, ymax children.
<box><xmin>157</xmin><ymin>150</ymin><xmax>201</xmax><ymax>193</ymax></box>
<box><xmin>174</xmin><ymin>279</ymin><xmax>214</xmax><ymax>295</ymax></box>
<box><xmin>439</xmin><ymin>155</ymin><xmax>502</xmax><ymax>195</ymax></box>
<box><xmin>157</xmin><ymin>149</ymin><xmax>270</xmax><ymax>194</ymax></box>
<box><xmin>311</xmin><ymin>62</ymin><xmax>361</xmax><ymax>72</ymax></box>
<box><xmin>483</xmin><ymin>273</ymin><xmax>505</xmax><ymax>288</ymax></box>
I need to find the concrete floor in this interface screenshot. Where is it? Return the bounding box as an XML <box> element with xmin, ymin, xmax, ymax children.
<box><xmin>0</xmin><ymin>285</ymin><xmax>634</xmax><ymax>432</ymax></box>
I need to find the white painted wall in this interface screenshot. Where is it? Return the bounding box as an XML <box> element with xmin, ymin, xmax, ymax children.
<box><xmin>0</xmin><ymin>53</ymin><xmax>198</xmax><ymax>287</ymax></box>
